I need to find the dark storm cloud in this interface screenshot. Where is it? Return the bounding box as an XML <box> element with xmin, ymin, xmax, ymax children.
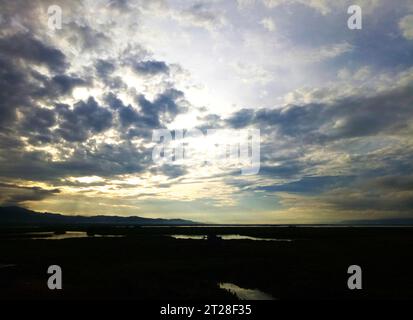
<box><xmin>226</xmin><ymin>108</ymin><xmax>255</xmax><ymax>129</ymax></box>
<box><xmin>112</xmin><ymin>88</ymin><xmax>187</xmax><ymax>138</ymax></box>
<box><xmin>0</xmin><ymin>133</ymin><xmax>23</xmax><ymax>150</ymax></box>
<box><xmin>0</xmin><ymin>32</ymin><xmax>85</xmax><ymax>140</ymax></box>
<box><xmin>0</xmin><ymin>33</ymin><xmax>67</xmax><ymax>72</ymax></box>
<box><xmin>50</xmin><ymin>75</ymin><xmax>87</xmax><ymax>95</ymax></box>
<box><xmin>325</xmin><ymin>188</ymin><xmax>413</xmax><ymax>212</ymax></box>
<box><xmin>2</xmin><ymin>87</ymin><xmax>192</xmax><ymax>181</ymax></box>
<box><xmin>95</xmin><ymin>59</ymin><xmax>116</xmax><ymax>77</ymax></box>
<box><xmin>55</xmin><ymin>97</ymin><xmax>113</xmax><ymax>142</ymax></box>
<box><xmin>68</xmin><ymin>23</ymin><xmax>110</xmax><ymax>52</ymax></box>
<box><xmin>152</xmin><ymin>89</ymin><xmax>185</xmax><ymax>114</ymax></box>
<box><xmin>220</xmin><ymin>78</ymin><xmax>413</xmax><ymax>216</ymax></box>
<box><xmin>255</xmin><ymin>175</ymin><xmax>355</xmax><ymax>194</ymax></box>
<box><xmin>104</xmin><ymin>92</ymin><xmax>126</xmax><ymax>110</ymax></box>
<box><xmin>34</xmin><ymin>74</ymin><xmax>88</xmax><ymax>98</ymax></box>
<box><xmin>105</xmin><ymin>0</ymin><xmax>130</xmax><ymax>11</ymax></box>
<box><xmin>136</xmin><ymin>88</ymin><xmax>186</xmax><ymax>127</ymax></box>
<box><xmin>275</xmin><ymin>173</ymin><xmax>413</xmax><ymax>214</ymax></box>
<box><xmin>51</xmin><ymin>144</ymin><xmax>148</xmax><ymax>177</ymax></box>
<box><xmin>0</xmin><ymin>33</ymin><xmax>95</xmax><ymax>145</ymax></box>
<box><xmin>0</xmin><ymin>182</ymin><xmax>60</xmax><ymax>205</ymax></box>
<box><xmin>0</xmin><ymin>57</ymin><xmax>28</xmax><ymax>127</ymax></box>
<box><xmin>368</xmin><ymin>175</ymin><xmax>413</xmax><ymax>192</ymax></box>
<box><xmin>157</xmin><ymin>164</ymin><xmax>188</xmax><ymax>179</ymax></box>
<box><xmin>95</xmin><ymin>60</ymin><xmax>126</xmax><ymax>89</ymax></box>
<box><xmin>118</xmin><ymin>104</ymin><xmax>140</xmax><ymax>127</ymax></box>
<box><xmin>133</xmin><ymin>60</ymin><xmax>169</xmax><ymax>76</ymax></box>
<box><xmin>0</xmin><ymin>139</ymin><xmax>152</xmax><ymax>182</ymax></box>
<box><xmin>51</xmin><ymin>141</ymin><xmax>154</xmax><ymax>180</ymax></box>
<box><xmin>19</xmin><ymin>107</ymin><xmax>57</xmax><ymax>145</ymax></box>
<box><xmin>225</xmin><ymin>83</ymin><xmax>413</xmax><ymax>142</ymax></box>
<box><xmin>258</xmin><ymin>162</ymin><xmax>305</xmax><ymax>179</ymax></box>
<box><xmin>0</xmin><ymin>49</ymin><xmax>64</xmax><ymax>130</ymax></box>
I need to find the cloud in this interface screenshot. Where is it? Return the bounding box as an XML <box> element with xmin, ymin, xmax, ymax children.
<box><xmin>19</xmin><ymin>107</ymin><xmax>57</xmax><ymax>145</ymax></box>
<box><xmin>55</xmin><ymin>97</ymin><xmax>113</xmax><ymax>142</ymax></box>
<box><xmin>0</xmin><ymin>139</ymin><xmax>152</xmax><ymax>182</ymax></box>
<box><xmin>137</xmin><ymin>88</ymin><xmax>187</xmax><ymax>125</ymax></box>
<box><xmin>0</xmin><ymin>182</ymin><xmax>60</xmax><ymax>206</ymax></box>
<box><xmin>260</xmin><ymin>17</ymin><xmax>276</xmax><ymax>32</ymax></box>
<box><xmin>323</xmin><ymin>185</ymin><xmax>413</xmax><ymax>213</ymax></box>
<box><xmin>261</xmin><ymin>0</ymin><xmax>383</xmax><ymax>15</ymax></box>
<box><xmin>158</xmin><ymin>164</ymin><xmax>188</xmax><ymax>179</ymax></box>
<box><xmin>0</xmin><ymin>33</ymin><xmax>67</xmax><ymax>72</ymax></box>
<box><xmin>118</xmin><ymin>104</ymin><xmax>140</xmax><ymax>127</ymax></box>
<box><xmin>114</xmin><ymin>88</ymin><xmax>188</xmax><ymax>138</ymax></box>
<box><xmin>258</xmin><ymin>163</ymin><xmax>305</xmax><ymax>179</ymax></box>
<box><xmin>232</xmin><ymin>62</ymin><xmax>274</xmax><ymax>84</ymax></box>
<box><xmin>304</xmin><ymin>42</ymin><xmax>353</xmax><ymax>63</ymax></box>
<box><xmin>399</xmin><ymin>15</ymin><xmax>413</xmax><ymax>40</ymax></box>
<box><xmin>368</xmin><ymin>175</ymin><xmax>413</xmax><ymax>191</ymax></box>
<box><xmin>262</xmin><ymin>0</ymin><xmax>331</xmax><ymax>15</ymax></box>
<box><xmin>226</xmin><ymin>81</ymin><xmax>413</xmax><ymax>142</ymax></box>
<box><xmin>226</xmin><ymin>108</ymin><xmax>255</xmax><ymax>129</ymax></box>
<box><xmin>133</xmin><ymin>60</ymin><xmax>170</xmax><ymax>76</ymax></box>
<box><xmin>170</xmin><ymin>2</ymin><xmax>227</xmax><ymax>31</ymax></box>
<box><xmin>255</xmin><ymin>175</ymin><xmax>355</xmax><ymax>194</ymax></box>
<box><xmin>35</xmin><ymin>74</ymin><xmax>88</xmax><ymax>98</ymax></box>
<box><xmin>0</xmin><ymin>57</ymin><xmax>27</xmax><ymax>128</ymax></box>
<box><xmin>95</xmin><ymin>59</ymin><xmax>116</xmax><ymax>77</ymax></box>
<box><xmin>237</xmin><ymin>0</ymin><xmax>256</xmax><ymax>9</ymax></box>
<box><xmin>64</xmin><ymin>22</ymin><xmax>111</xmax><ymax>52</ymax></box>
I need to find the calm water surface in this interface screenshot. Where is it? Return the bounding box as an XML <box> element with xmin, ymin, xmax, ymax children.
<box><xmin>170</xmin><ymin>234</ymin><xmax>292</xmax><ymax>241</ymax></box>
<box><xmin>10</xmin><ymin>231</ymin><xmax>124</xmax><ymax>240</ymax></box>
<box><xmin>219</xmin><ymin>282</ymin><xmax>276</xmax><ymax>300</ymax></box>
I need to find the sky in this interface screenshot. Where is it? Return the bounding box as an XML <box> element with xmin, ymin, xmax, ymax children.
<box><xmin>0</xmin><ymin>0</ymin><xmax>412</xmax><ymax>223</ymax></box>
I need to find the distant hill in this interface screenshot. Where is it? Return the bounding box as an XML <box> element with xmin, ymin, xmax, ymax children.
<box><xmin>0</xmin><ymin>206</ymin><xmax>198</xmax><ymax>226</ymax></box>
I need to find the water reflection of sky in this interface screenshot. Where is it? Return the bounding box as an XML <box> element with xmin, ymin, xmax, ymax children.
<box><xmin>170</xmin><ymin>234</ymin><xmax>292</xmax><ymax>241</ymax></box>
<box><xmin>10</xmin><ymin>232</ymin><xmax>124</xmax><ymax>240</ymax></box>
<box><xmin>219</xmin><ymin>283</ymin><xmax>276</xmax><ymax>300</ymax></box>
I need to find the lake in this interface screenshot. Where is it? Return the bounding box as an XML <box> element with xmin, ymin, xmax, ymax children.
<box><xmin>6</xmin><ymin>231</ymin><xmax>124</xmax><ymax>240</ymax></box>
<box><xmin>170</xmin><ymin>234</ymin><xmax>292</xmax><ymax>241</ymax></box>
<box><xmin>219</xmin><ymin>282</ymin><xmax>276</xmax><ymax>300</ymax></box>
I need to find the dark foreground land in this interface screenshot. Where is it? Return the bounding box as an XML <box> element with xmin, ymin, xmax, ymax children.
<box><xmin>1</xmin><ymin>226</ymin><xmax>413</xmax><ymax>300</ymax></box>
